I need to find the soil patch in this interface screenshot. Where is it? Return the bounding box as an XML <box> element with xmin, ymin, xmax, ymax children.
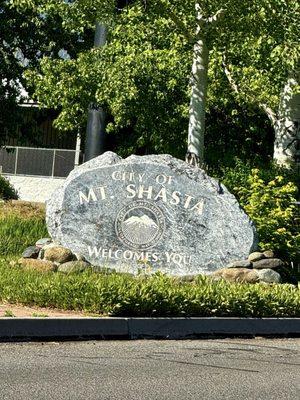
<box><xmin>0</xmin><ymin>302</ymin><xmax>98</xmax><ymax>318</ymax></box>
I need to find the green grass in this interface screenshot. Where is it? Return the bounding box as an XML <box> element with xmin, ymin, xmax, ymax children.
<box><xmin>0</xmin><ymin>260</ymin><xmax>299</xmax><ymax>317</ymax></box>
<box><xmin>4</xmin><ymin>309</ymin><xmax>15</xmax><ymax>317</ymax></box>
<box><xmin>0</xmin><ymin>201</ymin><xmax>48</xmax><ymax>256</ymax></box>
<box><xmin>31</xmin><ymin>312</ymin><xmax>49</xmax><ymax>318</ymax></box>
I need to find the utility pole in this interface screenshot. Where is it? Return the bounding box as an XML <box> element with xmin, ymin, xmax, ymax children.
<box><xmin>84</xmin><ymin>22</ymin><xmax>107</xmax><ymax>162</ymax></box>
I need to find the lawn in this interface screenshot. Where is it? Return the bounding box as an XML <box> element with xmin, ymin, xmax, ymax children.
<box><xmin>0</xmin><ymin>259</ymin><xmax>299</xmax><ymax>317</ymax></box>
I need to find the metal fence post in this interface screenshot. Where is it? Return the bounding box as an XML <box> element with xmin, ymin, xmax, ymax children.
<box><xmin>14</xmin><ymin>147</ymin><xmax>19</xmax><ymax>175</ymax></box>
<box><xmin>51</xmin><ymin>149</ymin><xmax>56</xmax><ymax>178</ymax></box>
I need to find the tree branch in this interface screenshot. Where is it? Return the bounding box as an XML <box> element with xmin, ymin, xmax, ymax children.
<box><xmin>195</xmin><ymin>3</ymin><xmax>205</xmax><ymax>23</ymax></box>
<box><xmin>222</xmin><ymin>54</ymin><xmax>277</xmax><ymax>126</ymax></box>
<box><xmin>259</xmin><ymin>103</ymin><xmax>278</xmax><ymax>126</ymax></box>
<box><xmin>168</xmin><ymin>9</ymin><xmax>194</xmax><ymax>43</ymax></box>
<box><xmin>207</xmin><ymin>9</ymin><xmax>225</xmax><ymax>24</ymax></box>
<box><xmin>222</xmin><ymin>55</ymin><xmax>239</xmax><ymax>94</ymax></box>
<box><xmin>155</xmin><ymin>0</ymin><xmax>194</xmax><ymax>43</ymax></box>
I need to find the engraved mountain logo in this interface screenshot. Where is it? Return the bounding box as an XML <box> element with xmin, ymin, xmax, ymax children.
<box><xmin>115</xmin><ymin>200</ymin><xmax>165</xmax><ymax>250</ymax></box>
<box><xmin>122</xmin><ymin>214</ymin><xmax>159</xmax><ymax>245</ymax></box>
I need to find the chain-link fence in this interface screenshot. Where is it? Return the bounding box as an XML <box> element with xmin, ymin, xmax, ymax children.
<box><xmin>0</xmin><ymin>146</ymin><xmax>78</xmax><ymax>178</ymax></box>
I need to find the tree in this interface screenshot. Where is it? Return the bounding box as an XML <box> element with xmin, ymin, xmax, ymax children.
<box><xmin>131</xmin><ymin>0</ymin><xmax>299</xmax><ymax>166</ymax></box>
<box><xmin>24</xmin><ymin>3</ymin><xmax>191</xmax><ymax>157</ymax></box>
<box><xmin>17</xmin><ymin>0</ymin><xmax>299</xmax><ymax>166</ymax></box>
<box><xmin>0</xmin><ymin>0</ymin><xmax>90</xmax><ymax>145</ymax></box>
<box><xmin>219</xmin><ymin>0</ymin><xmax>300</xmax><ymax>166</ymax></box>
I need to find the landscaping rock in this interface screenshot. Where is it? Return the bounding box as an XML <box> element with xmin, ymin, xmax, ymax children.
<box><xmin>39</xmin><ymin>242</ymin><xmax>60</xmax><ymax>259</ymax></box>
<box><xmin>46</xmin><ymin>151</ymin><xmax>258</xmax><ymax>276</ymax></box>
<box><xmin>42</xmin><ymin>243</ymin><xmax>59</xmax><ymax>250</ymax></box>
<box><xmin>248</xmin><ymin>252</ymin><xmax>265</xmax><ymax>262</ymax></box>
<box><xmin>257</xmin><ymin>268</ymin><xmax>281</xmax><ymax>284</ymax></box>
<box><xmin>253</xmin><ymin>258</ymin><xmax>285</xmax><ymax>270</ymax></box>
<box><xmin>73</xmin><ymin>253</ymin><xmax>88</xmax><ymax>262</ymax></box>
<box><xmin>18</xmin><ymin>258</ymin><xmax>56</xmax><ymax>272</ymax></box>
<box><xmin>36</xmin><ymin>238</ymin><xmax>52</xmax><ymax>248</ymax></box>
<box><xmin>22</xmin><ymin>246</ymin><xmax>40</xmax><ymax>259</ymax></box>
<box><xmin>227</xmin><ymin>260</ymin><xmax>252</xmax><ymax>268</ymax></box>
<box><xmin>212</xmin><ymin>268</ymin><xmax>259</xmax><ymax>283</ymax></box>
<box><xmin>58</xmin><ymin>261</ymin><xmax>90</xmax><ymax>274</ymax></box>
<box><xmin>263</xmin><ymin>250</ymin><xmax>275</xmax><ymax>259</ymax></box>
<box><xmin>174</xmin><ymin>275</ymin><xmax>197</xmax><ymax>283</ymax></box>
<box><xmin>43</xmin><ymin>246</ymin><xmax>74</xmax><ymax>264</ymax></box>
<box><xmin>90</xmin><ymin>266</ymin><xmax>117</xmax><ymax>274</ymax></box>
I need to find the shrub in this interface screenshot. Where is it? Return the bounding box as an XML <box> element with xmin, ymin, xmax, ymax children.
<box><xmin>0</xmin><ymin>263</ymin><xmax>298</xmax><ymax>317</ymax></box>
<box><xmin>237</xmin><ymin>170</ymin><xmax>299</xmax><ymax>261</ymax></box>
<box><xmin>0</xmin><ymin>175</ymin><xmax>18</xmax><ymax>200</ymax></box>
<box><xmin>218</xmin><ymin>158</ymin><xmax>298</xmax><ymax>193</ymax></box>
<box><xmin>219</xmin><ymin>161</ymin><xmax>299</xmax><ymax>261</ymax></box>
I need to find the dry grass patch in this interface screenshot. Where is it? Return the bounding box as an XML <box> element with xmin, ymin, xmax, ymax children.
<box><xmin>0</xmin><ymin>201</ymin><xmax>48</xmax><ymax>257</ymax></box>
<box><xmin>0</xmin><ymin>200</ymin><xmax>45</xmax><ymax>219</ymax></box>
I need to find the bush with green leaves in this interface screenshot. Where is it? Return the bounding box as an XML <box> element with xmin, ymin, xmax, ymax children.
<box><xmin>0</xmin><ymin>176</ymin><xmax>18</xmax><ymax>200</ymax></box>
<box><xmin>219</xmin><ymin>162</ymin><xmax>299</xmax><ymax>261</ymax></box>
<box><xmin>238</xmin><ymin>170</ymin><xmax>299</xmax><ymax>261</ymax></box>
<box><xmin>0</xmin><ymin>262</ymin><xmax>299</xmax><ymax>317</ymax></box>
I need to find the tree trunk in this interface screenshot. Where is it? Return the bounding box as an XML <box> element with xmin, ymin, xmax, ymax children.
<box><xmin>187</xmin><ymin>36</ymin><xmax>208</xmax><ymax>166</ymax></box>
<box><xmin>273</xmin><ymin>78</ymin><xmax>300</xmax><ymax>167</ymax></box>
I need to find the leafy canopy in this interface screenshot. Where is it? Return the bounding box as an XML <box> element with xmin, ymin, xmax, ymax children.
<box><xmin>14</xmin><ymin>0</ymin><xmax>300</xmax><ymax>157</ymax></box>
<box><xmin>1</xmin><ymin>0</ymin><xmax>91</xmax><ymax>144</ymax></box>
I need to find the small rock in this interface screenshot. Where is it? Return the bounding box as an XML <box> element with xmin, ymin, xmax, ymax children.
<box><xmin>212</xmin><ymin>268</ymin><xmax>259</xmax><ymax>283</ymax></box>
<box><xmin>263</xmin><ymin>250</ymin><xmax>275</xmax><ymax>258</ymax></box>
<box><xmin>44</xmin><ymin>246</ymin><xmax>74</xmax><ymax>264</ymax></box>
<box><xmin>253</xmin><ymin>258</ymin><xmax>285</xmax><ymax>270</ymax></box>
<box><xmin>227</xmin><ymin>260</ymin><xmax>252</xmax><ymax>268</ymax></box>
<box><xmin>18</xmin><ymin>258</ymin><xmax>56</xmax><ymax>272</ymax></box>
<box><xmin>210</xmin><ymin>275</ymin><xmax>223</xmax><ymax>282</ymax></box>
<box><xmin>248</xmin><ymin>252</ymin><xmax>265</xmax><ymax>262</ymax></box>
<box><xmin>91</xmin><ymin>266</ymin><xmax>116</xmax><ymax>274</ymax></box>
<box><xmin>39</xmin><ymin>242</ymin><xmax>60</xmax><ymax>259</ymax></box>
<box><xmin>42</xmin><ymin>243</ymin><xmax>59</xmax><ymax>250</ymax></box>
<box><xmin>35</xmin><ymin>238</ymin><xmax>52</xmax><ymax>248</ymax></box>
<box><xmin>22</xmin><ymin>246</ymin><xmax>40</xmax><ymax>259</ymax></box>
<box><xmin>257</xmin><ymin>269</ymin><xmax>281</xmax><ymax>284</ymax></box>
<box><xmin>58</xmin><ymin>261</ymin><xmax>90</xmax><ymax>274</ymax></box>
<box><xmin>174</xmin><ymin>275</ymin><xmax>196</xmax><ymax>283</ymax></box>
<box><xmin>73</xmin><ymin>253</ymin><xmax>88</xmax><ymax>262</ymax></box>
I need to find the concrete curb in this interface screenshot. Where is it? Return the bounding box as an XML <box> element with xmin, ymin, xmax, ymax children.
<box><xmin>0</xmin><ymin>318</ymin><xmax>299</xmax><ymax>340</ymax></box>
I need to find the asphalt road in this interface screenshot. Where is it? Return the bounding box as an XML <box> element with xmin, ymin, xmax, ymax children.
<box><xmin>0</xmin><ymin>339</ymin><xmax>299</xmax><ymax>400</ymax></box>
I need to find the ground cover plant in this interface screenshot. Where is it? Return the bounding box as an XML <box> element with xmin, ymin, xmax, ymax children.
<box><xmin>0</xmin><ymin>260</ymin><xmax>299</xmax><ymax>318</ymax></box>
<box><xmin>0</xmin><ymin>201</ymin><xmax>48</xmax><ymax>257</ymax></box>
